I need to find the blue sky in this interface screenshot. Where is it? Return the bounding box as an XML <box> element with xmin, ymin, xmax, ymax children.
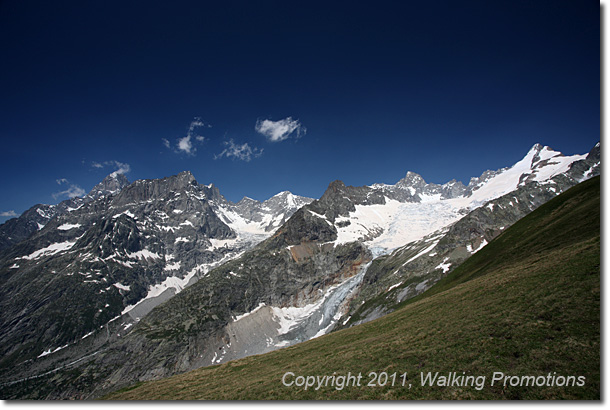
<box><xmin>0</xmin><ymin>1</ymin><xmax>599</xmax><ymax>222</ymax></box>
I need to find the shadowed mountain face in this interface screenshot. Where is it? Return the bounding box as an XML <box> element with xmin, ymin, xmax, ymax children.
<box><xmin>0</xmin><ymin>173</ymin><xmax>132</xmax><ymax>252</ymax></box>
<box><xmin>0</xmin><ymin>142</ymin><xmax>599</xmax><ymax>399</ymax></box>
<box><xmin>0</xmin><ymin>171</ymin><xmax>313</xmax><ymax>383</ymax></box>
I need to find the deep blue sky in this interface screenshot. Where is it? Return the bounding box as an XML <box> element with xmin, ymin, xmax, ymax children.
<box><xmin>0</xmin><ymin>0</ymin><xmax>600</xmax><ymax>222</ymax></box>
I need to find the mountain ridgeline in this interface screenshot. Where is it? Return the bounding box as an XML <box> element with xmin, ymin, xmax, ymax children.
<box><xmin>0</xmin><ymin>142</ymin><xmax>600</xmax><ymax>399</ymax></box>
<box><xmin>105</xmin><ymin>175</ymin><xmax>600</xmax><ymax>400</ymax></box>
<box><xmin>0</xmin><ymin>172</ymin><xmax>313</xmax><ymax>391</ymax></box>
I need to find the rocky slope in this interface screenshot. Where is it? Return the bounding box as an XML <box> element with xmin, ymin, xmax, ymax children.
<box><xmin>0</xmin><ymin>171</ymin><xmax>312</xmax><ymax>388</ymax></box>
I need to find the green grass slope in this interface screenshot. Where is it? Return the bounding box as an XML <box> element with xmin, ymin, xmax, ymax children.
<box><xmin>105</xmin><ymin>176</ymin><xmax>600</xmax><ymax>400</ymax></box>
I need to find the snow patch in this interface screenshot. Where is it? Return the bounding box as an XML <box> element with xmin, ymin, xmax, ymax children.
<box><xmin>113</xmin><ymin>282</ymin><xmax>131</xmax><ymax>291</ymax></box>
<box><xmin>37</xmin><ymin>343</ymin><xmax>69</xmax><ymax>358</ymax></box>
<box><xmin>308</xmin><ymin>210</ymin><xmax>332</xmax><ymax>226</ymax></box>
<box><xmin>404</xmin><ymin>241</ymin><xmax>438</xmax><ymax>265</ymax></box>
<box><xmin>19</xmin><ymin>241</ymin><xmax>76</xmax><ymax>260</ymax></box>
<box><xmin>57</xmin><ymin>223</ymin><xmax>81</xmax><ymax>230</ymax></box>
<box><xmin>81</xmin><ymin>331</ymin><xmax>94</xmax><ymax>340</ymax></box>
<box><xmin>234</xmin><ymin>302</ymin><xmax>266</xmax><ymax>322</ymax></box>
<box><xmin>127</xmin><ymin>249</ymin><xmax>161</xmax><ymax>260</ymax></box>
<box><xmin>435</xmin><ymin>258</ymin><xmax>452</xmax><ymax>273</ymax></box>
<box><xmin>388</xmin><ymin>282</ymin><xmax>402</xmax><ymax>292</ymax></box>
<box><xmin>472</xmin><ymin>239</ymin><xmax>488</xmax><ymax>253</ymax></box>
<box><xmin>112</xmin><ymin>210</ymin><xmax>135</xmax><ymax>219</ymax></box>
<box><xmin>36</xmin><ymin>208</ymin><xmax>52</xmax><ymax>219</ymax></box>
<box><xmin>209</xmin><ymin>238</ymin><xmax>238</xmax><ymax>250</ymax></box>
<box><xmin>164</xmin><ymin>261</ymin><xmax>181</xmax><ymax>271</ymax></box>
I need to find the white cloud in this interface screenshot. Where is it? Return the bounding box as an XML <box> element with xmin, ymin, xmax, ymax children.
<box><xmin>255</xmin><ymin>117</ymin><xmax>306</xmax><ymax>142</ymax></box>
<box><xmin>189</xmin><ymin>118</ymin><xmax>207</xmax><ymax>133</ymax></box>
<box><xmin>169</xmin><ymin>118</ymin><xmax>209</xmax><ymax>155</ymax></box>
<box><xmin>92</xmin><ymin>160</ymin><xmax>131</xmax><ymax>176</ymax></box>
<box><xmin>109</xmin><ymin>161</ymin><xmax>130</xmax><ymax>176</ymax></box>
<box><xmin>214</xmin><ymin>139</ymin><xmax>263</xmax><ymax>162</ymax></box>
<box><xmin>53</xmin><ymin>179</ymin><xmax>86</xmax><ymax>200</ymax></box>
<box><xmin>1</xmin><ymin>210</ymin><xmax>18</xmax><ymax>218</ymax></box>
<box><xmin>177</xmin><ymin>135</ymin><xmax>194</xmax><ymax>155</ymax></box>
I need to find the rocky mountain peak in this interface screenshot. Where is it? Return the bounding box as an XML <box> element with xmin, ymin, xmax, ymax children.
<box><xmin>112</xmin><ymin>171</ymin><xmax>199</xmax><ymax>206</ymax></box>
<box><xmin>271</xmin><ymin>190</ymin><xmax>291</xmax><ymax>199</ymax></box>
<box><xmin>175</xmin><ymin>170</ymin><xmax>196</xmax><ymax>183</ymax></box>
<box><xmin>320</xmin><ymin>180</ymin><xmax>346</xmax><ymax>201</ymax></box>
<box><xmin>530</xmin><ymin>144</ymin><xmax>556</xmax><ymax>165</ymax></box>
<box><xmin>587</xmin><ymin>142</ymin><xmax>601</xmax><ymax>161</ymax></box>
<box><xmin>263</xmin><ymin>192</ymin><xmax>314</xmax><ymax>220</ymax></box>
<box><xmin>164</xmin><ymin>170</ymin><xmax>198</xmax><ymax>191</ymax></box>
<box><xmin>88</xmin><ymin>172</ymin><xmax>130</xmax><ymax>199</ymax></box>
<box><xmin>529</xmin><ymin>142</ymin><xmax>544</xmax><ymax>154</ymax></box>
<box><xmin>200</xmin><ymin>183</ymin><xmax>224</xmax><ymax>203</ymax></box>
<box><xmin>396</xmin><ymin>171</ymin><xmax>426</xmax><ymax>189</ymax></box>
<box><xmin>237</xmin><ymin>196</ymin><xmax>258</xmax><ymax>205</ymax></box>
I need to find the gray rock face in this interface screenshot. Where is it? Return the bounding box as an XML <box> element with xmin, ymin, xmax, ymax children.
<box><xmin>0</xmin><ymin>173</ymin><xmax>130</xmax><ymax>252</ymax></box>
<box><xmin>309</xmin><ymin>180</ymin><xmax>386</xmax><ymax>222</ymax></box>
<box><xmin>0</xmin><ymin>199</ymin><xmax>83</xmax><ymax>251</ymax></box>
<box><xmin>88</xmin><ymin>173</ymin><xmax>130</xmax><ymax>200</ymax></box>
<box><xmin>0</xmin><ymin>171</ymin><xmax>313</xmax><ymax>395</ymax></box>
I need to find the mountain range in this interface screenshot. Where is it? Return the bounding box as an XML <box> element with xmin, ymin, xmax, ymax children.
<box><xmin>0</xmin><ymin>142</ymin><xmax>600</xmax><ymax>399</ymax></box>
<box><xmin>103</xmin><ymin>174</ymin><xmax>601</xmax><ymax>400</ymax></box>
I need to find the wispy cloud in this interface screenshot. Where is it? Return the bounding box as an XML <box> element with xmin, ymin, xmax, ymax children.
<box><xmin>165</xmin><ymin>118</ymin><xmax>209</xmax><ymax>155</ymax></box>
<box><xmin>53</xmin><ymin>179</ymin><xmax>86</xmax><ymax>200</ymax></box>
<box><xmin>109</xmin><ymin>161</ymin><xmax>130</xmax><ymax>176</ymax></box>
<box><xmin>255</xmin><ymin>117</ymin><xmax>306</xmax><ymax>142</ymax></box>
<box><xmin>0</xmin><ymin>210</ymin><xmax>18</xmax><ymax>218</ymax></box>
<box><xmin>214</xmin><ymin>139</ymin><xmax>263</xmax><ymax>162</ymax></box>
<box><xmin>91</xmin><ymin>160</ymin><xmax>131</xmax><ymax>176</ymax></box>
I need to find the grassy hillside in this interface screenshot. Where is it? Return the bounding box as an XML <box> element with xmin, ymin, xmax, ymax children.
<box><xmin>105</xmin><ymin>176</ymin><xmax>600</xmax><ymax>400</ymax></box>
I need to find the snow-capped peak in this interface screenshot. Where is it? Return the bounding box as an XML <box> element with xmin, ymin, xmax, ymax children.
<box><xmin>466</xmin><ymin>144</ymin><xmax>586</xmax><ymax>205</ymax></box>
<box><xmin>329</xmin><ymin>142</ymin><xmax>596</xmax><ymax>255</ymax></box>
<box><xmin>271</xmin><ymin>190</ymin><xmax>292</xmax><ymax>198</ymax></box>
<box><xmin>266</xmin><ymin>191</ymin><xmax>302</xmax><ymax>209</ymax></box>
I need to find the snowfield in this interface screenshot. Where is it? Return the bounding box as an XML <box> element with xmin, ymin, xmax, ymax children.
<box><xmin>333</xmin><ymin>145</ymin><xmax>588</xmax><ymax>256</ymax></box>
